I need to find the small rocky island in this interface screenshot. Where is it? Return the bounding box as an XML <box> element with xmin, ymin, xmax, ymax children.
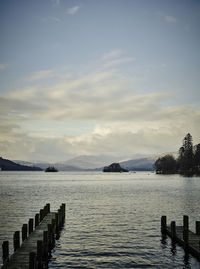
<box><xmin>103</xmin><ymin>163</ymin><xmax>129</xmax><ymax>172</ymax></box>
<box><xmin>45</xmin><ymin>166</ymin><xmax>58</xmax><ymax>172</ymax></box>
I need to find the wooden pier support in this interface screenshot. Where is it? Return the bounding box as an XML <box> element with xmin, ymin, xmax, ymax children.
<box><xmin>28</xmin><ymin>218</ymin><xmax>34</xmax><ymax>235</ymax></box>
<box><xmin>171</xmin><ymin>221</ymin><xmax>176</xmax><ymax>240</ymax></box>
<box><xmin>2</xmin><ymin>203</ymin><xmax>66</xmax><ymax>269</ymax></box>
<box><xmin>35</xmin><ymin>213</ymin><xmax>39</xmax><ymax>228</ymax></box>
<box><xmin>22</xmin><ymin>224</ymin><xmax>28</xmax><ymax>241</ymax></box>
<box><xmin>161</xmin><ymin>215</ymin><xmax>200</xmax><ymax>261</ymax></box>
<box><xmin>2</xmin><ymin>241</ymin><xmax>9</xmax><ymax>264</ymax></box>
<box><xmin>13</xmin><ymin>231</ymin><xmax>20</xmax><ymax>251</ymax></box>
<box><xmin>161</xmin><ymin>215</ymin><xmax>166</xmax><ymax>234</ymax></box>
<box><xmin>29</xmin><ymin>251</ymin><xmax>36</xmax><ymax>269</ymax></box>
<box><xmin>196</xmin><ymin>221</ymin><xmax>200</xmax><ymax>236</ymax></box>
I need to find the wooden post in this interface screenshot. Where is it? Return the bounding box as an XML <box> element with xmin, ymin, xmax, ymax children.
<box><xmin>51</xmin><ymin>219</ymin><xmax>55</xmax><ymax>248</ymax></box>
<box><xmin>29</xmin><ymin>218</ymin><xmax>34</xmax><ymax>234</ymax></box>
<box><xmin>52</xmin><ymin>218</ymin><xmax>56</xmax><ymax>233</ymax></box>
<box><xmin>183</xmin><ymin>215</ymin><xmax>189</xmax><ymax>249</ymax></box>
<box><xmin>43</xmin><ymin>205</ymin><xmax>47</xmax><ymax>216</ymax></box>
<box><xmin>40</xmin><ymin>209</ymin><xmax>44</xmax><ymax>222</ymax></box>
<box><xmin>171</xmin><ymin>221</ymin><xmax>176</xmax><ymax>240</ymax></box>
<box><xmin>43</xmin><ymin>231</ymin><xmax>48</xmax><ymax>264</ymax></box>
<box><xmin>196</xmin><ymin>221</ymin><xmax>200</xmax><ymax>235</ymax></box>
<box><xmin>13</xmin><ymin>231</ymin><xmax>20</xmax><ymax>251</ymax></box>
<box><xmin>29</xmin><ymin>251</ymin><xmax>36</xmax><ymax>269</ymax></box>
<box><xmin>22</xmin><ymin>224</ymin><xmax>28</xmax><ymax>241</ymax></box>
<box><xmin>35</xmin><ymin>213</ymin><xmax>39</xmax><ymax>227</ymax></box>
<box><xmin>47</xmin><ymin>224</ymin><xmax>53</xmax><ymax>251</ymax></box>
<box><xmin>55</xmin><ymin>212</ymin><xmax>59</xmax><ymax>237</ymax></box>
<box><xmin>161</xmin><ymin>216</ymin><xmax>167</xmax><ymax>234</ymax></box>
<box><xmin>37</xmin><ymin>240</ymin><xmax>43</xmax><ymax>269</ymax></box>
<box><xmin>46</xmin><ymin>203</ymin><xmax>50</xmax><ymax>213</ymax></box>
<box><xmin>58</xmin><ymin>208</ymin><xmax>61</xmax><ymax>229</ymax></box>
<box><xmin>62</xmin><ymin>203</ymin><xmax>66</xmax><ymax>221</ymax></box>
<box><xmin>2</xmin><ymin>241</ymin><xmax>9</xmax><ymax>264</ymax></box>
<box><xmin>183</xmin><ymin>215</ymin><xmax>189</xmax><ymax>231</ymax></box>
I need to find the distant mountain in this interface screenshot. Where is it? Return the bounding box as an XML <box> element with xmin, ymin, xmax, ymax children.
<box><xmin>119</xmin><ymin>152</ymin><xmax>177</xmax><ymax>171</ymax></box>
<box><xmin>0</xmin><ymin>157</ymin><xmax>42</xmax><ymax>171</ymax></box>
<box><xmin>54</xmin><ymin>155</ymin><xmax>121</xmax><ymax>170</ymax></box>
<box><xmin>14</xmin><ymin>160</ymin><xmax>51</xmax><ymax>170</ymax></box>
<box><xmin>13</xmin><ymin>152</ymin><xmax>177</xmax><ymax>172</ymax></box>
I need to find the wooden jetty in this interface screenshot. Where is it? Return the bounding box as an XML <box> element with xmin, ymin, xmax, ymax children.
<box><xmin>161</xmin><ymin>215</ymin><xmax>200</xmax><ymax>261</ymax></box>
<box><xmin>1</xmin><ymin>203</ymin><xmax>65</xmax><ymax>269</ymax></box>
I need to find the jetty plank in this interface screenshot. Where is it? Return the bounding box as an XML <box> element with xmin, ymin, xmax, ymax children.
<box><xmin>2</xmin><ymin>204</ymin><xmax>65</xmax><ymax>269</ymax></box>
<box><xmin>161</xmin><ymin>216</ymin><xmax>200</xmax><ymax>261</ymax></box>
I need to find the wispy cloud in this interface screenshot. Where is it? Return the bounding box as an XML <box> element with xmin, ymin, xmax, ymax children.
<box><xmin>51</xmin><ymin>0</ymin><xmax>60</xmax><ymax>6</ymax></box>
<box><xmin>102</xmin><ymin>50</ymin><xmax>122</xmax><ymax>60</ymax></box>
<box><xmin>42</xmin><ymin>17</ymin><xmax>61</xmax><ymax>23</ymax></box>
<box><xmin>67</xmin><ymin>6</ymin><xmax>80</xmax><ymax>15</ymax></box>
<box><xmin>29</xmin><ymin>70</ymin><xmax>55</xmax><ymax>81</ymax></box>
<box><xmin>51</xmin><ymin>17</ymin><xmax>61</xmax><ymax>23</ymax></box>
<box><xmin>0</xmin><ymin>64</ymin><xmax>7</xmax><ymax>71</ymax></box>
<box><xmin>165</xmin><ymin>15</ymin><xmax>177</xmax><ymax>23</ymax></box>
<box><xmin>102</xmin><ymin>50</ymin><xmax>133</xmax><ymax>68</ymax></box>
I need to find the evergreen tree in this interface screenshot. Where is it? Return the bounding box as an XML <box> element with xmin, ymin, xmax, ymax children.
<box><xmin>194</xmin><ymin>143</ymin><xmax>200</xmax><ymax>174</ymax></box>
<box><xmin>178</xmin><ymin>133</ymin><xmax>195</xmax><ymax>175</ymax></box>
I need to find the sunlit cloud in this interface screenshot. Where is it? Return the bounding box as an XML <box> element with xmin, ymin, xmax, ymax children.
<box><xmin>67</xmin><ymin>6</ymin><xmax>80</xmax><ymax>15</ymax></box>
<box><xmin>29</xmin><ymin>70</ymin><xmax>56</xmax><ymax>81</ymax></box>
<box><xmin>102</xmin><ymin>50</ymin><xmax>122</xmax><ymax>60</ymax></box>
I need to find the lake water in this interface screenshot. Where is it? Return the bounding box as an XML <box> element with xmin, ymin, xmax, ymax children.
<box><xmin>0</xmin><ymin>171</ymin><xmax>200</xmax><ymax>268</ymax></box>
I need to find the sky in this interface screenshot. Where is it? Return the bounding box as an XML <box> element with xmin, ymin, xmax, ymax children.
<box><xmin>0</xmin><ymin>0</ymin><xmax>200</xmax><ymax>162</ymax></box>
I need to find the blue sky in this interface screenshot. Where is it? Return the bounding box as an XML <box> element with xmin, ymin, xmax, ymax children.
<box><xmin>0</xmin><ymin>0</ymin><xmax>200</xmax><ymax>162</ymax></box>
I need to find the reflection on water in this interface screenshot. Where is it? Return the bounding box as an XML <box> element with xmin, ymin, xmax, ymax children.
<box><xmin>0</xmin><ymin>171</ymin><xmax>200</xmax><ymax>268</ymax></box>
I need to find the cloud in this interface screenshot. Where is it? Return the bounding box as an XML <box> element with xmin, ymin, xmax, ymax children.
<box><xmin>42</xmin><ymin>17</ymin><xmax>61</xmax><ymax>23</ymax></box>
<box><xmin>51</xmin><ymin>17</ymin><xmax>61</xmax><ymax>23</ymax></box>
<box><xmin>102</xmin><ymin>50</ymin><xmax>122</xmax><ymax>60</ymax></box>
<box><xmin>165</xmin><ymin>15</ymin><xmax>177</xmax><ymax>23</ymax></box>
<box><xmin>29</xmin><ymin>70</ymin><xmax>55</xmax><ymax>81</ymax></box>
<box><xmin>101</xmin><ymin>49</ymin><xmax>133</xmax><ymax>68</ymax></box>
<box><xmin>0</xmin><ymin>64</ymin><xmax>7</xmax><ymax>71</ymax></box>
<box><xmin>0</xmin><ymin>51</ymin><xmax>200</xmax><ymax>161</ymax></box>
<box><xmin>51</xmin><ymin>0</ymin><xmax>60</xmax><ymax>6</ymax></box>
<box><xmin>67</xmin><ymin>6</ymin><xmax>80</xmax><ymax>15</ymax></box>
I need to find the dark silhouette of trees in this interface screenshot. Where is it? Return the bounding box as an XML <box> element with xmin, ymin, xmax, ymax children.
<box><xmin>154</xmin><ymin>155</ymin><xmax>177</xmax><ymax>174</ymax></box>
<box><xmin>177</xmin><ymin>133</ymin><xmax>195</xmax><ymax>176</ymax></box>
<box><xmin>154</xmin><ymin>133</ymin><xmax>200</xmax><ymax>176</ymax></box>
<box><xmin>194</xmin><ymin>144</ymin><xmax>200</xmax><ymax>175</ymax></box>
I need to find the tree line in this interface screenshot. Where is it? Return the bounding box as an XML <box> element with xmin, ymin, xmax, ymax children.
<box><xmin>154</xmin><ymin>133</ymin><xmax>200</xmax><ymax>176</ymax></box>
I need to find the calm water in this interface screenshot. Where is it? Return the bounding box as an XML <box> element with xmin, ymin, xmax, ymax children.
<box><xmin>0</xmin><ymin>171</ymin><xmax>200</xmax><ymax>268</ymax></box>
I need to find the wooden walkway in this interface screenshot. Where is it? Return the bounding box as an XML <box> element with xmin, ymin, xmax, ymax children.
<box><xmin>1</xmin><ymin>203</ymin><xmax>65</xmax><ymax>269</ymax></box>
<box><xmin>161</xmin><ymin>216</ymin><xmax>200</xmax><ymax>261</ymax></box>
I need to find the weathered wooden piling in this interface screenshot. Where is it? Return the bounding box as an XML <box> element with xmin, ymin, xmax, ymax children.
<box><xmin>171</xmin><ymin>221</ymin><xmax>176</xmax><ymax>240</ymax></box>
<box><xmin>2</xmin><ymin>203</ymin><xmax>66</xmax><ymax>269</ymax></box>
<box><xmin>196</xmin><ymin>221</ymin><xmax>200</xmax><ymax>236</ymax></box>
<box><xmin>28</xmin><ymin>218</ymin><xmax>34</xmax><ymax>235</ymax></box>
<box><xmin>161</xmin><ymin>215</ymin><xmax>200</xmax><ymax>261</ymax></box>
<box><xmin>40</xmin><ymin>209</ymin><xmax>44</xmax><ymax>222</ymax></box>
<box><xmin>13</xmin><ymin>231</ymin><xmax>20</xmax><ymax>251</ymax></box>
<box><xmin>37</xmin><ymin>240</ymin><xmax>43</xmax><ymax>268</ymax></box>
<box><xmin>22</xmin><ymin>224</ymin><xmax>28</xmax><ymax>241</ymax></box>
<box><xmin>29</xmin><ymin>251</ymin><xmax>36</xmax><ymax>269</ymax></box>
<box><xmin>2</xmin><ymin>241</ymin><xmax>9</xmax><ymax>264</ymax></box>
<box><xmin>35</xmin><ymin>213</ymin><xmax>39</xmax><ymax>228</ymax></box>
<box><xmin>161</xmin><ymin>215</ymin><xmax>166</xmax><ymax>234</ymax></box>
